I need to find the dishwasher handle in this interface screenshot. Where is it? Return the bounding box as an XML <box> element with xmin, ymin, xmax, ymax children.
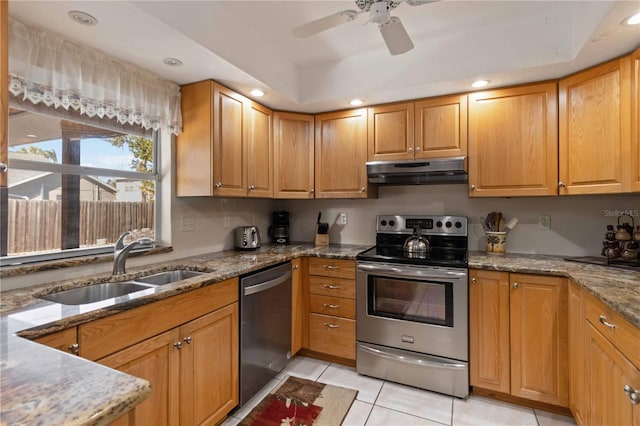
<box><xmin>243</xmin><ymin>271</ymin><xmax>292</xmax><ymax>296</ymax></box>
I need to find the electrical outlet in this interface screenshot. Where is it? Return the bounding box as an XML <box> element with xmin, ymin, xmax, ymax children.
<box><xmin>181</xmin><ymin>215</ymin><xmax>195</xmax><ymax>232</ymax></box>
<box><xmin>538</xmin><ymin>214</ymin><xmax>552</xmax><ymax>230</ymax></box>
<box><xmin>339</xmin><ymin>213</ymin><xmax>348</xmax><ymax>225</ymax></box>
<box><xmin>224</xmin><ymin>217</ymin><xmax>231</xmax><ymax>229</ymax></box>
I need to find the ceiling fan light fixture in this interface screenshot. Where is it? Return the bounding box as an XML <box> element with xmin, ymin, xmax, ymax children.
<box><xmin>370</xmin><ymin>1</ymin><xmax>391</xmax><ymax>24</ymax></box>
<box><xmin>350</xmin><ymin>99</ymin><xmax>364</xmax><ymax>106</ymax></box>
<box><xmin>250</xmin><ymin>89</ymin><xmax>265</xmax><ymax>97</ymax></box>
<box><xmin>623</xmin><ymin>11</ymin><xmax>640</xmax><ymax>26</ymax></box>
<box><xmin>471</xmin><ymin>79</ymin><xmax>490</xmax><ymax>88</ymax></box>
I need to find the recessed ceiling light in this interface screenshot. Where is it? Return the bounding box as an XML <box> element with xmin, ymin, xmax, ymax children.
<box><xmin>68</xmin><ymin>11</ymin><xmax>98</xmax><ymax>26</ymax></box>
<box><xmin>350</xmin><ymin>99</ymin><xmax>364</xmax><ymax>106</ymax></box>
<box><xmin>26</xmin><ymin>134</ymin><xmax>37</xmax><ymax>138</ymax></box>
<box><xmin>250</xmin><ymin>89</ymin><xmax>265</xmax><ymax>97</ymax></box>
<box><xmin>471</xmin><ymin>80</ymin><xmax>490</xmax><ymax>88</ymax></box>
<box><xmin>163</xmin><ymin>57</ymin><xmax>183</xmax><ymax>67</ymax></box>
<box><xmin>624</xmin><ymin>11</ymin><xmax>640</xmax><ymax>26</ymax></box>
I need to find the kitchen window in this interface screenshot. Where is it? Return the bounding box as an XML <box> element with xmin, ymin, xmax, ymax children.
<box><xmin>3</xmin><ymin>107</ymin><xmax>159</xmax><ymax>263</ymax></box>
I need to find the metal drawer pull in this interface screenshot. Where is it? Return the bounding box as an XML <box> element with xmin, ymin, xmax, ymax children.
<box><xmin>624</xmin><ymin>385</ymin><xmax>634</xmax><ymax>396</ymax></box>
<box><xmin>631</xmin><ymin>392</ymin><xmax>639</xmax><ymax>405</ymax></box>
<box><xmin>174</xmin><ymin>342</ymin><xmax>183</xmax><ymax>350</ymax></box>
<box><xmin>323</xmin><ymin>303</ymin><xmax>340</xmax><ymax>309</ymax></box>
<box><xmin>184</xmin><ymin>336</ymin><xmax>192</xmax><ymax>344</ymax></box>
<box><xmin>68</xmin><ymin>343</ymin><xmax>80</xmax><ymax>355</ymax></box>
<box><xmin>323</xmin><ymin>284</ymin><xmax>340</xmax><ymax>289</ymax></box>
<box><xmin>323</xmin><ymin>323</ymin><xmax>340</xmax><ymax>328</ymax></box>
<box><xmin>323</xmin><ymin>265</ymin><xmax>339</xmax><ymax>270</ymax></box>
<box><xmin>599</xmin><ymin>315</ymin><xmax>616</xmax><ymax>329</ymax></box>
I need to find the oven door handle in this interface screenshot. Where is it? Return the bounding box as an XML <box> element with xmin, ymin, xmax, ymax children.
<box><xmin>356</xmin><ymin>263</ymin><xmax>467</xmax><ymax>280</ymax></box>
<box><xmin>358</xmin><ymin>344</ymin><xmax>467</xmax><ymax>370</ymax></box>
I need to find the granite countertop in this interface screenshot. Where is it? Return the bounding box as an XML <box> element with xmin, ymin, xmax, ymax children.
<box><xmin>1</xmin><ymin>244</ymin><xmax>639</xmax><ymax>425</ymax></box>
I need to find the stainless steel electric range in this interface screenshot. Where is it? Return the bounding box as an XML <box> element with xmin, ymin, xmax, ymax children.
<box><xmin>356</xmin><ymin>215</ymin><xmax>469</xmax><ymax>398</ymax></box>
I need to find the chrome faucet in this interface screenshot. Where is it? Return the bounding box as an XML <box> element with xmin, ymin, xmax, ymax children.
<box><xmin>113</xmin><ymin>231</ymin><xmax>156</xmax><ymax>275</ymax></box>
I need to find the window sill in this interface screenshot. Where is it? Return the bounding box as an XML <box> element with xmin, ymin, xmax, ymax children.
<box><xmin>0</xmin><ymin>246</ymin><xmax>173</xmax><ymax>279</ymax></box>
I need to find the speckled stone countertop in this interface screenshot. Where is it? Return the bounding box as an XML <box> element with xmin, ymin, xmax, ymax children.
<box><xmin>1</xmin><ymin>244</ymin><xmax>638</xmax><ymax>425</ymax></box>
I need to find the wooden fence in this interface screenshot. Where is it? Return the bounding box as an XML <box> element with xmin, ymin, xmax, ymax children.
<box><xmin>7</xmin><ymin>200</ymin><xmax>154</xmax><ymax>255</ymax></box>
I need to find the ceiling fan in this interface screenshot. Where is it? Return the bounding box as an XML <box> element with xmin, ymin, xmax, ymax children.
<box><xmin>292</xmin><ymin>0</ymin><xmax>438</xmax><ymax>56</ymax></box>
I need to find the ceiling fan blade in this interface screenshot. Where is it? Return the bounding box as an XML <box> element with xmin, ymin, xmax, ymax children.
<box><xmin>379</xmin><ymin>17</ymin><xmax>414</xmax><ymax>55</ymax></box>
<box><xmin>292</xmin><ymin>10</ymin><xmax>360</xmax><ymax>38</ymax></box>
<box><xmin>405</xmin><ymin>0</ymin><xmax>439</xmax><ymax>6</ymax></box>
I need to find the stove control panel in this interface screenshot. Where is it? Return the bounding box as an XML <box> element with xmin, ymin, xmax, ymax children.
<box><xmin>376</xmin><ymin>215</ymin><xmax>467</xmax><ymax>236</ymax></box>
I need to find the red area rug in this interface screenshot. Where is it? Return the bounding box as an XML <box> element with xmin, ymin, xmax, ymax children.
<box><xmin>238</xmin><ymin>376</ymin><xmax>358</xmax><ymax>426</ymax></box>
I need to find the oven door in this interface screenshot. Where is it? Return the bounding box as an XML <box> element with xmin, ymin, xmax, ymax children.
<box><xmin>356</xmin><ymin>261</ymin><xmax>468</xmax><ymax>361</ymax></box>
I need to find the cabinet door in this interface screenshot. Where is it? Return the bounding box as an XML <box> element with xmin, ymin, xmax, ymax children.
<box><xmin>291</xmin><ymin>257</ymin><xmax>307</xmax><ymax>355</ymax></box>
<box><xmin>273</xmin><ymin>112</ymin><xmax>315</xmax><ymax>199</ymax></box>
<box><xmin>559</xmin><ymin>56</ymin><xmax>632</xmax><ymax>194</ymax></box>
<box><xmin>367</xmin><ymin>102</ymin><xmax>414</xmax><ymax>161</ymax></box>
<box><xmin>34</xmin><ymin>327</ymin><xmax>78</xmax><ymax>355</ymax></box>
<box><xmin>180</xmin><ymin>303</ymin><xmax>239</xmax><ymax>426</ymax></box>
<box><xmin>213</xmin><ymin>84</ymin><xmax>247</xmax><ymax>197</ymax></box>
<box><xmin>631</xmin><ymin>48</ymin><xmax>640</xmax><ymax>192</ymax></box>
<box><xmin>510</xmin><ymin>274</ymin><xmax>568</xmax><ymax>407</ymax></box>
<box><xmin>568</xmin><ymin>281</ymin><xmax>587</xmax><ymax>425</ymax></box>
<box><xmin>415</xmin><ymin>95</ymin><xmax>467</xmax><ymax>159</ymax></box>
<box><xmin>315</xmin><ymin>109</ymin><xmax>374</xmax><ymax>198</ymax></box>
<box><xmin>176</xmin><ymin>80</ymin><xmax>214</xmax><ymax>196</ymax></box>
<box><xmin>469</xmin><ymin>269</ymin><xmax>510</xmax><ymax>393</ymax></box>
<box><xmin>586</xmin><ymin>323</ymin><xmax>640</xmax><ymax>426</ymax></box>
<box><xmin>99</xmin><ymin>329</ymin><xmax>180</xmax><ymax>426</ymax></box>
<box><xmin>308</xmin><ymin>313</ymin><xmax>355</xmax><ymax>360</ymax></box>
<box><xmin>468</xmin><ymin>83</ymin><xmax>558</xmax><ymax>197</ymax></box>
<box><xmin>246</xmin><ymin>101</ymin><xmax>273</xmax><ymax>197</ymax></box>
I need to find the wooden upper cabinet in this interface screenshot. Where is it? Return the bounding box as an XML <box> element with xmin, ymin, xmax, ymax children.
<box><xmin>315</xmin><ymin>109</ymin><xmax>375</xmax><ymax>198</ymax></box>
<box><xmin>559</xmin><ymin>55</ymin><xmax>632</xmax><ymax>194</ymax></box>
<box><xmin>273</xmin><ymin>112</ymin><xmax>315</xmax><ymax>199</ymax></box>
<box><xmin>367</xmin><ymin>102</ymin><xmax>415</xmax><ymax>161</ymax></box>
<box><xmin>414</xmin><ymin>94</ymin><xmax>468</xmax><ymax>159</ymax></box>
<box><xmin>176</xmin><ymin>81</ymin><xmax>272</xmax><ymax>197</ymax></box>
<box><xmin>468</xmin><ymin>82</ymin><xmax>558</xmax><ymax>197</ymax></box>
<box><xmin>631</xmin><ymin>48</ymin><xmax>640</xmax><ymax>192</ymax></box>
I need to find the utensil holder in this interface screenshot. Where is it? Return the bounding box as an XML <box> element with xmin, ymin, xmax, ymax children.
<box><xmin>486</xmin><ymin>231</ymin><xmax>507</xmax><ymax>254</ymax></box>
<box><xmin>314</xmin><ymin>232</ymin><xmax>329</xmax><ymax>246</ymax></box>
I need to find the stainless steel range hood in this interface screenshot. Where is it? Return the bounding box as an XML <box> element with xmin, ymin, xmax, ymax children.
<box><xmin>366</xmin><ymin>156</ymin><xmax>468</xmax><ymax>185</ymax></box>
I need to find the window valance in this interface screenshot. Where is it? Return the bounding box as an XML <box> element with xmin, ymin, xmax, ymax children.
<box><xmin>8</xmin><ymin>18</ymin><xmax>182</xmax><ymax>135</ymax></box>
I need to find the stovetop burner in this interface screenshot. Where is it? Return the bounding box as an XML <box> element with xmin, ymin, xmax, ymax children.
<box><xmin>356</xmin><ymin>215</ymin><xmax>468</xmax><ymax>268</ymax></box>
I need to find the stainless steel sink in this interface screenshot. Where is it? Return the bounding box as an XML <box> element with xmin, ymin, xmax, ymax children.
<box><xmin>38</xmin><ymin>282</ymin><xmax>156</xmax><ymax>305</ymax></box>
<box><xmin>134</xmin><ymin>269</ymin><xmax>205</xmax><ymax>285</ymax></box>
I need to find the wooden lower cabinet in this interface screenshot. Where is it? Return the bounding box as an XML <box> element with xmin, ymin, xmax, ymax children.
<box><xmin>308</xmin><ymin>313</ymin><xmax>355</xmax><ymax>360</ymax></box>
<box><xmin>469</xmin><ymin>270</ymin><xmax>569</xmax><ymax>408</ymax></box>
<box><xmin>291</xmin><ymin>257</ymin><xmax>306</xmax><ymax>355</ymax></box>
<box><xmin>568</xmin><ymin>280</ymin><xmax>587</xmax><ymax>425</ymax></box>
<box><xmin>33</xmin><ymin>327</ymin><xmax>78</xmax><ymax>355</ymax></box>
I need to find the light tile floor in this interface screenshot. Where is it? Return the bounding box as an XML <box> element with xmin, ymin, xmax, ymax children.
<box><xmin>222</xmin><ymin>356</ymin><xmax>576</xmax><ymax>426</ymax></box>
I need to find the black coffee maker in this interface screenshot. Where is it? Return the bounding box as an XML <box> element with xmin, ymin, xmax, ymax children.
<box><xmin>269</xmin><ymin>211</ymin><xmax>289</xmax><ymax>244</ymax></box>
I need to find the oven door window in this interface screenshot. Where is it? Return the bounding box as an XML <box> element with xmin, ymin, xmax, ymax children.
<box><xmin>367</xmin><ymin>276</ymin><xmax>454</xmax><ymax>327</ymax></box>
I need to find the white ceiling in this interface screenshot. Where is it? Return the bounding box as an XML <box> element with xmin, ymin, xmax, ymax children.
<box><xmin>8</xmin><ymin>0</ymin><xmax>640</xmax><ymax>113</ymax></box>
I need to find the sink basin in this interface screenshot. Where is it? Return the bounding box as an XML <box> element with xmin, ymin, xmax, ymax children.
<box><xmin>38</xmin><ymin>282</ymin><xmax>156</xmax><ymax>305</ymax></box>
<box><xmin>134</xmin><ymin>269</ymin><xmax>205</xmax><ymax>286</ymax></box>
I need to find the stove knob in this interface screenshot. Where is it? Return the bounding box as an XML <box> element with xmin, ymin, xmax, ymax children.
<box><xmin>436</xmin><ymin>221</ymin><xmax>443</xmax><ymax>228</ymax></box>
<box><xmin>389</xmin><ymin>220</ymin><xmax>396</xmax><ymax>227</ymax></box>
<box><xmin>445</xmin><ymin>221</ymin><xmax>452</xmax><ymax>228</ymax></box>
<box><xmin>380</xmin><ymin>220</ymin><xmax>387</xmax><ymax>226</ymax></box>
<box><xmin>455</xmin><ymin>221</ymin><xmax>462</xmax><ymax>228</ymax></box>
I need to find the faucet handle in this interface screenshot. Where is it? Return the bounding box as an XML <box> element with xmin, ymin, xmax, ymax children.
<box><xmin>115</xmin><ymin>231</ymin><xmax>132</xmax><ymax>250</ymax></box>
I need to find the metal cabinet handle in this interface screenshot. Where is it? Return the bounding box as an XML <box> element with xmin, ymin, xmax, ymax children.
<box><xmin>323</xmin><ymin>284</ymin><xmax>340</xmax><ymax>289</ymax></box>
<box><xmin>323</xmin><ymin>303</ymin><xmax>340</xmax><ymax>309</ymax></box>
<box><xmin>323</xmin><ymin>323</ymin><xmax>340</xmax><ymax>329</ymax></box>
<box><xmin>310</xmin><ymin>188</ymin><xmax>315</xmax><ymax>193</ymax></box>
<box><xmin>248</xmin><ymin>185</ymin><xmax>255</xmax><ymax>191</ymax></box>
<box><xmin>513</xmin><ymin>282</ymin><xmax>519</xmax><ymax>289</ymax></box>
<box><xmin>68</xmin><ymin>343</ymin><xmax>80</xmax><ymax>355</ymax></box>
<box><xmin>470</xmin><ymin>184</ymin><xmax>476</xmax><ymax>190</ymax></box>
<box><xmin>0</xmin><ymin>162</ymin><xmax>7</xmax><ymax>173</ymax></box>
<box><xmin>184</xmin><ymin>336</ymin><xmax>192</xmax><ymax>344</ymax></box>
<box><xmin>624</xmin><ymin>385</ymin><xmax>634</xmax><ymax>395</ymax></box>
<box><xmin>558</xmin><ymin>181</ymin><xmax>566</xmax><ymax>188</ymax></box>
<box><xmin>293</xmin><ymin>264</ymin><xmax>299</xmax><ymax>270</ymax></box>
<box><xmin>408</xmin><ymin>147</ymin><xmax>414</xmax><ymax>153</ymax></box>
<box><xmin>215</xmin><ymin>182</ymin><xmax>222</xmax><ymax>188</ymax></box>
<box><xmin>360</xmin><ymin>187</ymin><xmax>366</xmax><ymax>192</ymax></box>
<box><xmin>471</xmin><ymin>277</ymin><xmax>477</xmax><ymax>284</ymax></box>
<box><xmin>323</xmin><ymin>265</ymin><xmax>339</xmax><ymax>270</ymax></box>
<box><xmin>599</xmin><ymin>315</ymin><xmax>616</xmax><ymax>329</ymax></box>
<box><xmin>415</xmin><ymin>147</ymin><xmax>421</xmax><ymax>152</ymax></box>
<box><xmin>174</xmin><ymin>342</ymin><xmax>183</xmax><ymax>350</ymax></box>
<box><xmin>631</xmin><ymin>392</ymin><xmax>640</xmax><ymax>405</ymax></box>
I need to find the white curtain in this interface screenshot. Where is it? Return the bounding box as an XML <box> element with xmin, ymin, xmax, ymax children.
<box><xmin>8</xmin><ymin>18</ymin><xmax>182</xmax><ymax>135</ymax></box>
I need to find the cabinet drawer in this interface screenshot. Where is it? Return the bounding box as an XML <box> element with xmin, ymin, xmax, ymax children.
<box><xmin>309</xmin><ymin>294</ymin><xmax>356</xmax><ymax>319</ymax></box>
<box><xmin>308</xmin><ymin>258</ymin><xmax>355</xmax><ymax>279</ymax></box>
<box><xmin>309</xmin><ymin>276</ymin><xmax>355</xmax><ymax>299</ymax></box>
<box><xmin>585</xmin><ymin>292</ymin><xmax>640</xmax><ymax>368</ymax></box>
<box><xmin>309</xmin><ymin>313</ymin><xmax>355</xmax><ymax>360</ymax></box>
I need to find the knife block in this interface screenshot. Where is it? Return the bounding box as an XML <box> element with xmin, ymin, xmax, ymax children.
<box><xmin>314</xmin><ymin>225</ymin><xmax>329</xmax><ymax>246</ymax></box>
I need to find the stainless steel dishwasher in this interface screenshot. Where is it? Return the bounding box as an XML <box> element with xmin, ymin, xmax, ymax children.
<box><xmin>240</xmin><ymin>261</ymin><xmax>292</xmax><ymax>406</ymax></box>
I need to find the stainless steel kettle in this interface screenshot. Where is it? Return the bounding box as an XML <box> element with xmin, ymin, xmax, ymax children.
<box><xmin>403</xmin><ymin>226</ymin><xmax>430</xmax><ymax>258</ymax></box>
<box><xmin>234</xmin><ymin>226</ymin><xmax>261</xmax><ymax>250</ymax></box>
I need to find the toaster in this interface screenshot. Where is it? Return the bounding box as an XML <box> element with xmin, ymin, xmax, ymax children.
<box><xmin>234</xmin><ymin>226</ymin><xmax>261</xmax><ymax>250</ymax></box>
